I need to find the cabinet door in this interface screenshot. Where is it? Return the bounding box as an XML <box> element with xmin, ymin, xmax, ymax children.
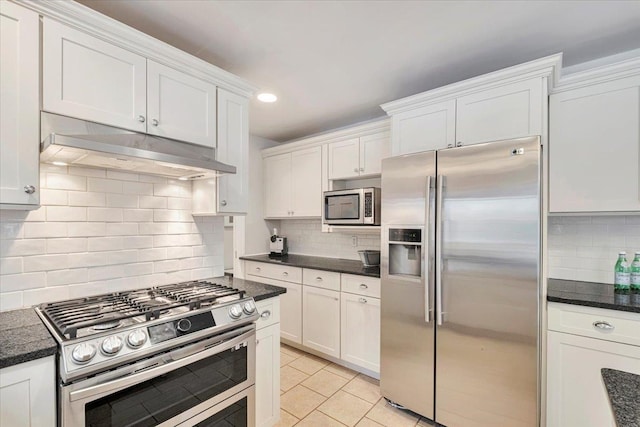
<box><xmin>256</xmin><ymin>323</ymin><xmax>280</xmax><ymax>427</ymax></box>
<box><xmin>291</xmin><ymin>146</ymin><xmax>322</xmax><ymax>217</ymax></box>
<box><xmin>0</xmin><ymin>2</ymin><xmax>39</xmax><ymax>207</ymax></box>
<box><xmin>391</xmin><ymin>99</ymin><xmax>456</xmax><ymax>155</ymax></box>
<box><xmin>549</xmin><ymin>76</ymin><xmax>640</xmax><ymax>213</ymax></box>
<box><xmin>43</xmin><ymin>18</ymin><xmax>146</xmax><ymax>132</ymax></box>
<box><xmin>546</xmin><ymin>331</ymin><xmax>640</xmax><ymax>427</ymax></box>
<box><xmin>328</xmin><ymin>138</ymin><xmax>360</xmax><ymax>179</ymax></box>
<box><xmin>359</xmin><ymin>132</ymin><xmax>389</xmax><ymax>176</ymax></box>
<box><xmin>341</xmin><ymin>293</ymin><xmax>380</xmax><ymax>372</ymax></box>
<box><xmin>0</xmin><ymin>356</ymin><xmax>56</xmax><ymax>427</ymax></box>
<box><xmin>217</xmin><ymin>88</ymin><xmax>249</xmax><ymax>213</ymax></box>
<box><xmin>147</xmin><ymin>60</ymin><xmax>217</xmax><ymax>147</ymax></box>
<box><xmin>456</xmin><ymin>77</ymin><xmax>543</xmax><ymax>146</ymax></box>
<box><xmin>280</xmin><ymin>282</ymin><xmax>302</xmax><ymax>344</ymax></box>
<box><xmin>303</xmin><ymin>286</ymin><xmax>340</xmax><ymax>358</ymax></box>
<box><xmin>263</xmin><ymin>153</ymin><xmax>292</xmax><ymax>218</ymax></box>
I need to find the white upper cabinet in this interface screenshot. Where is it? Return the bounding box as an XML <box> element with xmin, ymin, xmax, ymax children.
<box><xmin>43</xmin><ymin>18</ymin><xmax>147</xmax><ymax>132</ymax></box>
<box><xmin>390</xmin><ymin>100</ymin><xmax>456</xmax><ymax>155</ymax></box>
<box><xmin>264</xmin><ymin>146</ymin><xmax>322</xmax><ymax>218</ymax></box>
<box><xmin>456</xmin><ymin>78</ymin><xmax>543</xmax><ymax>146</ymax></box>
<box><xmin>550</xmin><ymin>74</ymin><xmax>640</xmax><ymax>213</ymax></box>
<box><xmin>328</xmin><ymin>132</ymin><xmax>390</xmax><ymax>179</ymax></box>
<box><xmin>0</xmin><ymin>1</ymin><xmax>40</xmax><ymax>208</ymax></box>
<box><xmin>147</xmin><ymin>60</ymin><xmax>217</xmax><ymax>147</ymax></box>
<box><xmin>216</xmin><ymin>88</ymin><xmax>249</xmax><ymax>213</ymax></box>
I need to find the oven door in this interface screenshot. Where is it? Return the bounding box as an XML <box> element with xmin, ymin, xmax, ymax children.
<box><xmin>176</xmin><ymin>385</ymin><xmax>254</xmax><ymax>427</ymax></box>
<box><xmin>323</xmin><ymin>189</ymin><xmax>365</xmax><ymax>225</ymax></box>
<box><xmin>61</xmin><ymin>325</ymin><xmax>255</xmax><ymax>427</ymax></box>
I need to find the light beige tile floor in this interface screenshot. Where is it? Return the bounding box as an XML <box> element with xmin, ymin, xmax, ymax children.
<box><xmin>276</xmin><ymin>344</ymin><xmax>432</xmax><ymax>427</ymax></box>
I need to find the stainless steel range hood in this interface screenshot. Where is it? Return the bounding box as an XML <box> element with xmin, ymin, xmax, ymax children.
<box><xmin>40</xmin><ymin>113</ymin><xmax>236</xmax><ymax>178</ymax></box>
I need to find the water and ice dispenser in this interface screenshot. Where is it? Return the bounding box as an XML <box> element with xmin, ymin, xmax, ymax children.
<box><xmin>388</xmin><ymin>228</ymin><xmax>423</xmax><ymax>277</ymax></box>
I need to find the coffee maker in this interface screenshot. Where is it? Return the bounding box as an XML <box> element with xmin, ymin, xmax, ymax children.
<box><xmin>269</xmin><ymin>228</ymin><xmax>288</xmax><ymax>258</ymax></box>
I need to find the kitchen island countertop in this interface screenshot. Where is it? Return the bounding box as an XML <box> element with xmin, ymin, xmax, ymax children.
<box><xmin>547</xmin><ymin>279</ymin><xmax>640</xmax><ymax>314</ymax></box>
<box><xmin>602</xmin><ymin>368</ymin><xmax>640</xmax><ymax>427</ymax></box>
<box><xmin>0</xmin><ymin>308</ymin><xmax>57</xmax><ymax>369</ymax></box>
<box><xmin>240</xmin><ymin>254</ymin><xmax>380</xmax><ymax>278</ymax></box>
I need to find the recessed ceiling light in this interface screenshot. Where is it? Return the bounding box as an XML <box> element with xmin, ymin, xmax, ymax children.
<box><xmin>257</xmin><ymin>93</ymin><xmax>277</xmax><ymax>103</ymax></box>
<box><xmin>52</xmin><ymin>161</ymin><xmax>68</xmax><ymax>166</ymax></box>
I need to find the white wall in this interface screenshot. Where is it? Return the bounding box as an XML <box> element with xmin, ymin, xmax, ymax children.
<box><xmin>0</xmin><ymin>164</ymin><xmax>224</xmax><ymax>311</ymax></box>
<box><xmin>278</xmin><ymin>219</ymin><xmax>381</xmax><ymax>260</ymax></box>
<box><xmin>548</xmin><ymin>215</ymin><xmax>640</xmax><ymax>284</ymax></box>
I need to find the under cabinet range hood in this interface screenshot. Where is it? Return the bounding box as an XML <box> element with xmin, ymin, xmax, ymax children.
<box><xmin>40</xmin><ymin>112</ymin><xmax>236</xmax><ymax>178</ymax></box>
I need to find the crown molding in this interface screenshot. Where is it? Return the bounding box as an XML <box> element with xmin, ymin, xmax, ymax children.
<box><xmin>552</xmin><ymin>54</ymin><xmax>640</xmax><ymax>93</ymax></box>
<box><xmin>262</xmin><ymin>117</ymin><xmax>390</xmax><ymax>157</ymax></box>
<box><xmin>381</xmin><ymin>53</ymin><xmax>563</xmax><ymax>116</ymax></box>
<box><xmin>15</xmin><ymin>0</ymin><xmax>258</xmax><ymax>98</ymax></box>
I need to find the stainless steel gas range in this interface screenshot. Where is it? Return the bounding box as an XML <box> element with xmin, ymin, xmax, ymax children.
<box><xmin>36</xmin><ymin>280</ymin><xmax>258</xmax><ymax>427</ymax></box>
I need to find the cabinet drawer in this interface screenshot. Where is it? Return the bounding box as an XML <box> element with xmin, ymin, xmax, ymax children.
<box><xmin>245</xmin><ymin>261</ymin><xmax>302</xmax><ymax>283</ymax></box>
<box><xmin>255</xmin><ymin>297</ymin><xmax>280</xmax><ymax>330</ymax></box>
<box><xmin>548</xmin><ymin>302</ymin><xmax>640</xmax><ymax>347</ymax></box>
<box><xmin>342</xmin><ymin>274</ymin><xmax>381</xmax><ymax>298</ymax></box>
<box><xmin>303</xmin><ymin>268</ymin><xmax>341</xmax><ymax>291</ymax></box>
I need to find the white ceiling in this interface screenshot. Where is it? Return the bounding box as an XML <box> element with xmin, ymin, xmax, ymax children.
<box><xmin>78</xmin><ymin>0</ymin><xmax>640</xmax><ymax>142</ymax></box>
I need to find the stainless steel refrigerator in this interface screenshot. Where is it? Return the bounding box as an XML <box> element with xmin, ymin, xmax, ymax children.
<box><xmin>380</xmin><ymin>136</ymin><xmax>541</xmax><ymax>427</ymax></box>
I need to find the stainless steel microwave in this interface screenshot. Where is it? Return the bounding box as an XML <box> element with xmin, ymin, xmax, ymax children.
<box><xmin>322</xmin><ymin>187</ymin><xmax>381</xmax><ymax>225</ymax></box>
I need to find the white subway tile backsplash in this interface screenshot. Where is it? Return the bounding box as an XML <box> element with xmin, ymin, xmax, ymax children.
<box><xmin>1</xmin><ymin>166</ymin><xmax>223</xmax><ymax>310</ymax></box>
<box><xmin>548</xmin><ymin>215</ymin><xmax>640</xmax><ymax>284</ymax></box>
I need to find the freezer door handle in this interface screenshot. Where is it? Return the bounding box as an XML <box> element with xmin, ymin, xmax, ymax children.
<box><xmin>436</xmin><ymin>175</ymin><xmax>445</xmax><ymax>326</ymax></box>
<box><xmin>424</xmin><ymin>175</ymin><xmax>432</xmax><ymax>323</ymax></box>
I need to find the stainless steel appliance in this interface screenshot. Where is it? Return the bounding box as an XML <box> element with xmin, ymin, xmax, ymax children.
<box><xmin>322</xmin><ymin>187</ymin><xmax>381</xmax><ymax>225</ymax></box>
<box><xmin>269</xmin><ymin>229</ymin><xmax>288</xmax><ymax>258</ymax></box>
<box><xmin>380</xmin><ymin>136</ymin><xmax>541</xmax><ymax>426</ymax></box>
<box><xmin>36</xmin><ymin>280</ymin><xmax>259</xmax><ymax>426</ymax></box>
<box><xmin>40</xmin><ymin>112</ymin><xmax>236</xmax><ymax>178</ymax></box>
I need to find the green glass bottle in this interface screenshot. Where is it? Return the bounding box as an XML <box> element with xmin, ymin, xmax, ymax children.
<box><xmin>614</xmin><ymin>251</ymin><xmax>630</xmax><ymax>292</ymax></box>
<box><xmin>630</xmin><ymin>252</ymin><xmax>640</xmax><ymax>291</ymax></box>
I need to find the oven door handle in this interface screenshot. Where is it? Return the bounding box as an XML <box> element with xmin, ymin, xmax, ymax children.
<box><xmin>69</xmin><ymin>325</ymin><xmax>255</xmax><ymax>403</ymax></box>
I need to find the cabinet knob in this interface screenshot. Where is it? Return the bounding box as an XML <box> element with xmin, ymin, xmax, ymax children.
<box><xmin>353</xmin><ymin>168</ymin><xmax>359</xmax><ymax>173</ymax></box>
<box><xmin>315</xmin><ymin>277</ymin><xmax>323</xmax><ymax>281</ymax></box>
<box><xmin>152</xmin><ymin>119</ymin><xmax>159</xmax><ymax>126</ymax></box>
<box><xmin>260</xmin><ymin>310</ymin><xmax>271</xmax><ymax>319</ymax></box>
<box><xmin>359</xmin><ymin>284</ymin><xmax>368</xmax><ymax>289</ymax></box>
<box><xmin>359</xmin><ymin>297</ymin><xmax>368</xmax><ymax>304</ymax></box>
<box><xmin>447</xmin><ymin>143</ymin><xmax>454</xmax><ymax>148</ymax></box>
<box><xmin>221</xmin><ymin>200</ymin><xmax>227</xmax><ymax>206</ymax></box>
<box><xmin>593</xmin><ymin>320</ymin><xmax>614</xmax><ymax>331</ymax></box>
<box><xmin>23</xmin><ymin>185</ymin><xmax>36</xmax><ymax>194</ymax></box>
<box><xmin>255</xmin><ymin>267</ymin><xmax>261</xmax><ymax>271</ymax></box>
<box><xmin>138</xmin><ymin>115</ymin><xmax>146</xmax><ymax>123</ymax></box>
<box><xmin>456</xmin><ymin>141</ymin><xmax>463</xmax><ymax>147</ymax></box>
<box><xmin>282</xmin><ymin>272</ymin><xmax>288</xmax><ymax>276</ymax></box>
<box><xmin>359</xmin><ymin>167</ymin><xmax>364</xmax><ymax>172</ymax></box>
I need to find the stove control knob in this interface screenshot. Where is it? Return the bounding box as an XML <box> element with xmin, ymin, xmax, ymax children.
<box><xmin>127</xmin><ymin>330</ymin><xmax>147</xmax><ymax>348</ymax></box>
<box><xmin>101</xmin><ymin>336</ymin><xmax>124</xmax><ymax>356</ymax></box>
<box><xmin>176</xmin><ymin>319</ymin><xmax>192</xmax><ymax>332</ymax></box>
<box><xmin>243</xmin><ymin>301</ymin><xmax>256</xmax><ymax>315</ymax></box>
<box><xmin>228</xmin><ymin>304</ymin><xmax>243</xmax><ymax>319</ymax></box>
<box><xmin>71</xmin><ymin>343</ymin><xmax>97</xmax><ymax>364</ymax></box>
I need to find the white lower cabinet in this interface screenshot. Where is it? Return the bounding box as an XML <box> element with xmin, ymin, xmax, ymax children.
<box><xmin>302</xmin><ymin>285</ymin><xmax>341</xmax><ymax>358</ymax></box>
<box><xmin>341</xmin><ymin>292</ymin><xmax>380</xmax><ymax>372</ymax></box>
<box><xmin>546</xmin><ymin>303</ymin><xmax>640</xmax><ymax>427</ymax></box>
<box><xmin>0</xmin><ymin>356</ymin><xmax>56</xmax><ymax>427</ymax></box>
<box><xmin>255</xmin><ymin>297</ymin><xmax>280</xmax><ymax>427</ymax></box>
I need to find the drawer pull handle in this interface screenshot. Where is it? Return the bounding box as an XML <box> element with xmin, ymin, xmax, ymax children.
<box><xmin>593</xmin><ymin>321</ymin><xmax>614</xmax><ymax>331</ymax></box>
<box><xmin>255</xmin><ymin>267</ymin><xmax>261</xmax><ymax>271</ymax></box>
<box><xmin>260</xmin><ymin>310</ymin><xmax>271</xmax><ymax>319</ymax></box>
<box><xmin>316</xmin><ymin>277</ymin><xmax>323</xmax><ymax>281</ymax></box>
<box><xmin>359</xmin><ymin>284</ymin><xmax>368</xmax><ymax>289</ymax></box>
<box><xmin>283</xmin><ymin>272</ymin><xmax>288</xmax><ymax>276</ymax></box>
<box><xmin>359</xmin><ymin>298</ymin><xmax>367</xmax><ymax>304</ymax></box>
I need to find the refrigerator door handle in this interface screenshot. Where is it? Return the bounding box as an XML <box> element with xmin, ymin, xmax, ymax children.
<box><xmin>424</xmin><ymin>175</ymin><xmax>432</xmax><ymax>323</ymax></box>
<box><xmin>436</xmin><ymin>174</ymin><xmax>445</xmax><ymax>326</ymax></box>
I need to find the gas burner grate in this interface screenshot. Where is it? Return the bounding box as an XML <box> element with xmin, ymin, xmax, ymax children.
<box><xmin>39</xmin><ymin>281</ymin><xmax>245</xmax><ymax>339</ymax></box>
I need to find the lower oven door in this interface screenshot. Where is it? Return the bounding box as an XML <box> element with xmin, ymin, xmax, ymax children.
<box><xmin>61</xmin><ymin>325</ymin><xmax>256</xmax><ymax>427</ymax></box>
<box><xmin>176</xmin><ymin>385</ymin><xmax>254</xmax><ymax>427</ymax></box>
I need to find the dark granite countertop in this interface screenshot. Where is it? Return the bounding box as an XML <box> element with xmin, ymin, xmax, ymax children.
<box><xmin>240</xmin><ymin>254</ymin><xmax>380</xmax><ymax>278</ymax></box>
<box><xmin>547</xmin><ymin>279</ymin><xmax>640</xmax><ymax>314</ymax></box>
<box><xmin>0</xmin><ymin>308</ymin><xmax>57</xmax><ymax>369</ymax></box>
<box><xmin>215</xmin><ymin>275</ymin><xmax>286</xmax><ymax>301</ymax></box>
<box><xmin>602</xmin><ymin>369</ymin><xmax>640</xmax><ymax>427</ymax></box>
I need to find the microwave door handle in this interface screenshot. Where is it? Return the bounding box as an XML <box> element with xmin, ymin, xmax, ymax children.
<box><xmin>68</xmin><ymin>326</ymin><xmax>254</xmax><ymax>402</ymax></box>
<box><xmin>424</xmin><ymin>176</ymin><xmax>432</xmax><ymax>323</ymax></box>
